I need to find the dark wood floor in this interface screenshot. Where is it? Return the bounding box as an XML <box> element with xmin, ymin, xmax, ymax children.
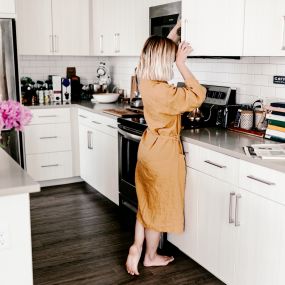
<box><xmin>30</xmin><ymin>182</ymin><xmax>224</xmax><ymax>285</ymax></box>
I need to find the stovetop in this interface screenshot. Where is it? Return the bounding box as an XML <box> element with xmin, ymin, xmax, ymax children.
<box><xmin>117</xmin><ymin>114</ymin><xmax>147</xmax><ymax>133</ymax></box>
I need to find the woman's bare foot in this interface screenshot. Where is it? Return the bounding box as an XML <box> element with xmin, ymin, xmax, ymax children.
<box><xmin>143</xmin><ymin>254</ymin><xmax>174</xmax><ymax>267</ymax></box>
<box><xmin>126</xmin><ymin>244</ymin><xmax>142</xmax><ymax>276</ymax></box>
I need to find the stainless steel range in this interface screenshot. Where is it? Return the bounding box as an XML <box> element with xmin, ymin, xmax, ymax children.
<box><xmin>117</xmin><ymin>115</ymin><xmax>147</xmax><ymax>225</ymax></box>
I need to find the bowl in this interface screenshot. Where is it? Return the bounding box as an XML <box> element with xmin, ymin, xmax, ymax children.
<box><xmin>92</xmin><ymin>93</ymin><xmax>120</xmax><ymax>103</ymax></box>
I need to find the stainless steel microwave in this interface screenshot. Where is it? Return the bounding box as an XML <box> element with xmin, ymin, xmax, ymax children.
<box><xmin>149</xmin><ymin>1</ymin><xmax>181</xmax><ymax>38</ymax></box>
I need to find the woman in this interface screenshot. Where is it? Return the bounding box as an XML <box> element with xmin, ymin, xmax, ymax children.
<box><xmin>126</xmin><ymin>34</ymin><xmax>206</xmax><ymax>276</ymax></box>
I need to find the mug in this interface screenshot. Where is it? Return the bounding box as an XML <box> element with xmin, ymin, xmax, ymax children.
<box><xmin>240</xmin><ymin>110</ymin><xmax>253</xmax><ymax>130</ymax></box>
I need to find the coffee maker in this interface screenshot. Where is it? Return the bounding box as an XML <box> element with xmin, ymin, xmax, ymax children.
<box><xmin>182</xmin><ymin>84</ymin><xmax>240</xmax><ymax>129</ymax></box>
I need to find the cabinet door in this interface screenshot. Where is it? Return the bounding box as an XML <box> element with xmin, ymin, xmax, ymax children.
<box><xmin>92</xmin><ymin>0</ymin><xmax>104</xmax><ymax>55</ymax></box>
<box><xmin>167</xmin><ymin>167</ymin><xmax>199</xmax><ymax>261</ymax></box>
<box><xmin>243</xmin><ymin>0</ymin><xmax>285</xmax><ymax>56</ymax></box>
<box><xmin>182</xmin><ymin>0</ymin><xmax>244</xmax><ymax>56</ymax></box>
<box><xmin>16</xmin><ymin>0</ymin><xmax>53</xmax><ymax>55</ymax></box>
<box><xmin>196</xmin><ymin>170</ymin><xmax>237</xmax><ymax>285</ymax></box>
<box><xmin>0</xmin><ymin>0</ymin><xmax>15</xmax><ymax>15</ymax></box>
<box><xmin>78</xmin><ymin>124</ymin><xmax>94</xmax><ymax>185</ymax></box>
<box><xmin>52</xmin><ymin>0</ymin><xmax>90</xmax><ymax>55</ymax></box>
<box><xmin>92</xmin><ymin>0</ymin><xmax>116</xmax><ymax>56</ymax></box>
<box><xmin>234</xmin><ymin>189</ymin><xmax>285</xmax><ymax>285</ymax></box>
<box><xmin>94</xmin><ymin>130</ymin><xmax>119</xmax><ymax>205</ymax></box>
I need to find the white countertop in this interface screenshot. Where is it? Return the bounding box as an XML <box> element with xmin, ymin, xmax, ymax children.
<box><xmin>0</xmin><ymin>149</ymin><xmax>40</xmax><ymax>197</ymax></box>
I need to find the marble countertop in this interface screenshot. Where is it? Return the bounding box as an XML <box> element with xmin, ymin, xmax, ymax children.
<box><xmin>0</xmin><ymin>149</ymin><xmax>40</xmax><ymax>197</ymax></box>
<box><xmin>27</xmin><ymin>101</ymin><xmax>285</xmax><ymax>174</ymax></box>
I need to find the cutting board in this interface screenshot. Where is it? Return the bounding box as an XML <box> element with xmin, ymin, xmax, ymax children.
<box><xmin>102</xmin><ymin>108</ymin><xmax>139</xmax><ymax>117</ymax></box>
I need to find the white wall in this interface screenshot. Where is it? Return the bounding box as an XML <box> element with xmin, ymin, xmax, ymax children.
<box><xmin>19</xmin><ymin>55</ymin><xmax>285</xmax><ymax>105</ymax></box>
<box><xmin>110</xmin><ymin>56</ymin><xmax>285</xmax><ymax>104</ymax></box>
<box><xmin>18</xmin><ymin>55</ymin><xmax>110</xmax><ymax>85</ymax></box>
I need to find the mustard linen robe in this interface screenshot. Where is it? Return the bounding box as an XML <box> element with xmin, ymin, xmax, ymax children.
<box><xmin>135</xmin><ymin>78</ymin><xmax>206</xmax><ymax>233</ymax></box>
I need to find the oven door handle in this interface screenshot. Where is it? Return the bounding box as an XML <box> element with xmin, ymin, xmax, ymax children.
<box><xmin>118</xmin><ymin>128</ymin><xmax>141</xmax><ymax>142</ymax></box>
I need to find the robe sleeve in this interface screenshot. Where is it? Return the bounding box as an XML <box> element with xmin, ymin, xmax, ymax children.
<box><xmin>158</xmin><ymin>78</ymin><xmax>207</xmax><ymax>115</ymax></box>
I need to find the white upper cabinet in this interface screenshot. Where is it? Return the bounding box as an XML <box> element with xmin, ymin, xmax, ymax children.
<box><xmin>51</xmin><ymin>0</ymin><xmax>90</xmax><ymax>55</ymax></box>
<box><xmin>243</xmin><ymin>0</ymin><xmax>285</xmax><ymax>56</ymax></box>
<box><xmin>182</xmin><ymin>0</ymin><xmax>245</xmax><ymax>56</ymax></box>
<box><xmin>16</xmin><ymin>0</ymin><xmax>90</xmax><ymax>55</ymax></box>
<box><xmin>16</xmin><ymin>0</ymin><xmax>53</xmax><ymax>55</ymax></box>
<box><xmin>92</xmin><ymin>0</ymin><xmax>148</xmax><ymax>56</ymax></box>
<box><xmin>0</xmin><ymin>0</ymin><xmax>15</xmax><ymax>16</ymax></box>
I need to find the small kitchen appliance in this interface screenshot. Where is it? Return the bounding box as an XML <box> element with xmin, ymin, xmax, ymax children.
<box><xmin>61</xmin><ymin>78</ymin><xmax>71</xmax><ymax>102</ymax></box>
<box><xmin>50</xmin><ymin>75</ymin><xmax>62</xmax><ymax>102</ymax></box>
<box><xmin>182</xmin><ymin>84</ymin><xmax>239</xmax><ymax>129</ymax></box>
<box><xmin>150</xmin><ymin>1</ymin><xmax>181</xmax><ymax>37</ymax></box>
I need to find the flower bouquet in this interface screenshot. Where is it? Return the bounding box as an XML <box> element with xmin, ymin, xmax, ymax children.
<box><xmin>0</xmin><ymin>100</ymin><xmax>32</xmax><ymax>150</ymax></box>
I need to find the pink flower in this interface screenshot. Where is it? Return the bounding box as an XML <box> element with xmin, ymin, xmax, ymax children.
<box><xmin>0</xmin><ymin>100</ymin><xmax>32</xmax><ymax>132</ymax></box>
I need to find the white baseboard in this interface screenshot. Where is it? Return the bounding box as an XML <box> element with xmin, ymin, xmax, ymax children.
<box><xmin>39</xmin><ymin>176</ymin><xmax>83</xmax><ymax>188</ymax></box>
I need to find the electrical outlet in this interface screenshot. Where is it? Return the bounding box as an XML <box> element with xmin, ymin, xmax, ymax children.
<box><xmin>0</xmin><ymin>229</ymin><xmax>9</xmax><ymax>250</ymax></box>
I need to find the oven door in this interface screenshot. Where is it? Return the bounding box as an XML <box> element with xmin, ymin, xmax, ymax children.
<box><xmin>118</xmin><ymin>125</ymin><xmax>142</xmax><ymax>206</ymax></box>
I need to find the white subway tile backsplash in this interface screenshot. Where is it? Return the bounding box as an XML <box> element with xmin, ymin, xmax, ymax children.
<box><xmin>276</xmin><ymin>64</ymin><xmax>285</xmax><ymax>74</ymax></box>
<box><xmin>260</xmin><ymin>86</ymin><xmax>276</xmax><ymax>99</ymax></box>
<box><xmin>270</xmin><ymin>57</ymin><xmax>285</xmax><ymax>64</ymax></box>
<box><xmin>18</xmin><ymin>55</ymin><xmax>285</xmax><ymax>104</ymax></box>
<box><xmin>275</xmin><ymin>87</ymin><xmax>285</xmax><ymax>98</ymax></box>
<box><xmin>253</xmin><ymin>74</ymin><xmax>270</xmax><ymax>86</ymax></box>
<box><xmin>254</xmin><ymin>57</ymin><xmax>270</xmax><ymax>64</ymax></box>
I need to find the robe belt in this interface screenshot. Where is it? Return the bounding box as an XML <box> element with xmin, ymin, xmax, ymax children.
<box><xmin>146</xmin><ymin>128</ymin><xmax>179</xmax><ymax>140</ymax></box>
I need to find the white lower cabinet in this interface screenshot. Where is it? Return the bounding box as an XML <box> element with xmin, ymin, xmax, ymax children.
<box><xmin>234</xmin><ymin>188</ymin><xmax>285</xmax><ymax>285</ymax></box>
<box><xmin>168</xmin><ymin>167</ymin><xmax>237</xmax><ymax>285</ymax></box>
<box><xmin>167</xmin><ymin>167</ymin><xmax>198</xmax><ymax>261</ymax></box>
<box><xmin>169</xmin><ymin>142</ymin><xmax>285</xmax><ymax>285</ymax></box>
<box><xmin>24</xmin><ymin>108</ymin><xmax>74</xmax><ymax>182</ymax></box>
<box><xmin>78</xmin><ymin>110</ymin><xmax>119</xmax><ymax>205</ymax></box>
<box><xmin>26</xmin><ymin>151</ymin><xmax>72</xmax><ymax>181</ymax></box>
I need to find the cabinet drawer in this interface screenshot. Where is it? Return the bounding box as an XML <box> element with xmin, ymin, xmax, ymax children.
<box><xmin>239</xmin><ymin>160</ymin><xmax>285</xmax><ymax>205</ymax></box>
<box><xmin>183</xmin><ymin>142</ymin><xmax>239</xmax><ymax>185</ymax></box>
<box><xmin>24</xmin><ymin>123</ymin><xmax>71</xmax><ymax>154</ymax></box>
<box><xmin>26</xmin><ymin>151</ymin><xmax>72</xmax><ymax>181</ymax></box>
<box><xmin>78</xmin><ymin>109</ymin><xmax>117</xmax><ymax>137</ymax></box>
<box><xmin>29</xmin><ymin>108</ymin><xmax>70</xmax><ymax>125</ymax></box>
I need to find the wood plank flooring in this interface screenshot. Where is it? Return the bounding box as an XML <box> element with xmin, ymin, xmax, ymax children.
<box><xmin>30</xmin><ymin>182</ymin><xmax>224</xmax><ymax>285</ymax></box>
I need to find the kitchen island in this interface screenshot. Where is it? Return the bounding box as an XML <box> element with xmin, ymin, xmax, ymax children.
<box><xmin>0</xmin><ymin>148</ymin><xmax>40</xmax><ymax>285</ymax></box>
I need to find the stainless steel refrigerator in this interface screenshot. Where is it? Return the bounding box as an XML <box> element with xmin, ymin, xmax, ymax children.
<box><xmin>0</xmin><ymin>18</ymin><xmax>23</xmax><ymax>166</ymax></box>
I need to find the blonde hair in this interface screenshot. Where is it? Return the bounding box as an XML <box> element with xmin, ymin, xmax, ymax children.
<box><xmin>136</xmin><ymin>36</ymin><xmax>177</xmax><ymax>81</ymax></box>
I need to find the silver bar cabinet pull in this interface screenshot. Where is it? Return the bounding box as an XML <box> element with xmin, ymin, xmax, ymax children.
<box><xmin>281</xmin><ymin>16</ymin><xmax>285</xmax><ymax>50</ymax></box>
<box><xmin>39</xmin><ymin>115</ymin><xmax>57</xmax><ymax>118</ymax></box>
<box><xmin>229</xmin><ymin>192</ymin><xmax>235</xmax><ymax>224</ymax></box>
<box><xmin>49</xmin><ymin>35</ymin><xmax>53</xmax><ymax>52</ymax></box>
<box><xmin>235</xmin><ymin>194</ymin><xmax>242</xmax><ymax>227</ymax></box>
<box><xmin>107</xmin><ymin>125</ymin><xmax>116</xmax><ymax>129</ymax></box>
<box><xmin>92</xmin><ymin>120</ymin><xmax>102</xmax><ymax>125</ymax></box>
<box><xmin>40</xmin><ymin>136</ymin><xmax>58</xmax><ymax>140</ymax></box>
<box><xmin>79</xmin><ymin>115</ymin><xmax>87</xmax><ymax>119</ymax></box>
<box><xmin>87</xmin><ymin>131</ymin><xmax>93</xmax><ymax>150</ymax></box>
<box><xmin>184</xmin><ymin>19</ymin><xmax>188</xmax><ymax>42</ymax></box>
<box><xmin>204</xmin><ymin>160</ymin><xmax>226</xmax><ymax>169</ymax></box>
<box><xmin>247</xmin><ymin>175</ymin><xmax>275</xmax><ymax>186</ymax></box>
<box><xmin>100</xmin><ymin>34</ymin><xmax>104</xmax><ymax>53</ymax></box>
<box><xmin>41</xmin><ymin>164</ymin><xmax>59</xmax><ymax>168</ymax></box>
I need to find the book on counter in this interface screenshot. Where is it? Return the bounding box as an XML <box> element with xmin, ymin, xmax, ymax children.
<box><xmin>243</xmin><ymin>143</ymin><xmax>285</xmax><ymax>159</ymax></box>
<box><xmin>265</xmin><ymin>102</ymin><xmax>285</xmax><ymax>142</ymax></box>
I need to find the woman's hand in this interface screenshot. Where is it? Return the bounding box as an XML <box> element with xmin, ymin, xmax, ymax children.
<box><xmin>167</xmin><ymin>20</ymin><xmax>181</xmax><ymax>44</ymax></box>
<box><xmin>176</xmin><ymin>42</ymin><xmax>193</xmax><ymax>66</ymax></box>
